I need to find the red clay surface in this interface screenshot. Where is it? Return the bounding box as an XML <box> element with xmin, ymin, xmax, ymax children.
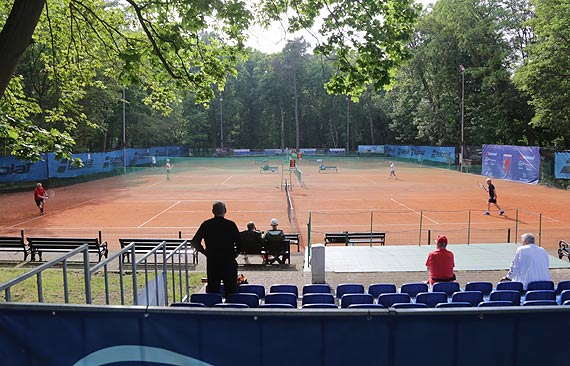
<box><xmin>1</xmin><ymin>157</ymin><xmax>568</xmax><ymax>251</ymax></box>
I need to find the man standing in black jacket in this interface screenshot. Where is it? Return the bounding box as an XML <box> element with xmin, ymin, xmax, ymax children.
<box><xmin>192</xmin><ymin>201</ymin><xmax>241</xmax><ymax>297</ymax></box>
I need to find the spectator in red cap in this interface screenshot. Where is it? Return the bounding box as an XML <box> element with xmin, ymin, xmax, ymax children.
<box><xmin>425</xmin><ymin>235</ymin><xmax>456</xmax><ymax>285</ymax></box>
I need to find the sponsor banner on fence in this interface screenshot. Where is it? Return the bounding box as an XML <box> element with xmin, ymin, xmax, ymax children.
<box><xmin>385</xmin><ymin>145</ymin><xmax>455</xmax><ymax>163</ymax></box>
<box><xmin>358</xmin><ymin>145</ymin><xmax>385</xmax><ymax>154</ymax></box>
<box><xmin>328</xmin><ymin>148</ymin><xmax>346</xmax><ymax>154</ymax></box>
<box><xmin>0</xmin><ymin>146</ymin><xmax>186</xmax><ymax>183</ymax></box>
<box><xmin>482</xmin><ymin>144</ymin><xmax>540</xmax><ymax>184</ymax></box>
<box><xmin>554</xmin><ymin>152</ymin><xmax>570</xmax><ymax>179</ymax></box>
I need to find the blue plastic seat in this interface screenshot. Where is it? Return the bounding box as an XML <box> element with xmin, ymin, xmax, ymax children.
<box><xmin>302</xmin><ymin>303</ymin><xmax>338</xmax><ymax>309</ymax></box>
<box><xmin>340</xmin><ymin>293</ymin><xmax>374</xmax><ymax>308</ymax></box>
<box><xmin>556</xmin><ymin>280</ymin><xmax>570</xmax><ymax>295</ymax></box>
<box><xmin>415</xmin><ymin>292</ymin><xmax>448</xmax><ymax>308</ymax></box>
<box><xmin>238</xmin><ymin>284</ymin><xmax>266</xmax><ymax>300</ymax></box>
<box><xmin>489</xmin><ymin>290</ymin><xmax>521</xmax><ymax>306</ymax></box>
<box><xmin>563</xmin><ymin>300</ymin><xmax>570</xmax><ymax>306</ymax></box>
<box><xmin>190</xmin><ymin>293</ymin><xmax>223</xmax><ymax>307</ymax></box>
<box><xmin>392</xmin><ymin>303</ymin><xmax>429</xmax><ymax>309</ymax></box>
<box><xmin>270</xmin><ymin>284</ymin><xmax>298</xmax><ymax>298</ymax></box>
<box><xmin>465</xmin><ymin>281</ymin><xmax>493</xmax><ymax>296</ymax></box>
<box><xmin>527</xmin><ymin>280</ymin><xmax>554</xmax><ymax>292</ymax></box>
<box><xmin>226</xmin><ymin>293</ymin><xmax>260</xmax><ymax>308</ymax></box>
<box><xmin>368</xmin><ymin>283</ymin><xmax>397</xmax><ymax>298</ymax></box>
<box><xmin>302</xmin><ymin>284</ymin><xmax>331</xmax><ymax>296</ymax></box>
<box><xmin>524</xmin><ymin>290</ymin><xmax>556</xmax><ymax>302</ymax></box>
<box><xmin>378</xmin><ymin>293</ymin><xmax>411</xmax><ymax>308</ymax></box>
<box><xmin>336</xmin><ymin>283</ymin><xmax>365</xmax><ymax>299</ymax></box>
<box><xmin>400</xmin><ymin>282</ymin><xmax>428</xmax><ymax>298</ymax></box>
<box><xmin>432</xmin><ymin>282</ymin><xmax>461</xmax><ymax>297</ymax></box>
<box><xmin>259</xmin><ymin>304</ymin><xmax>295</xmax><ymax>309</ymax></box>
<box><xmin>436</xmin><ymin>302</ymin><xmax>471</xmax><ymax>308</ymax></box>
<box><xmin>496</xmin><ymin>281</ymin><xmax>524</xmax><ymax>294</ymax></box>
<box><xmin>477</xmin><ymin>301</ymin><xmax>513</xmax><ymax>307</ymax></box>
<box><xmin>522</xmin><ymin>300</ymin><xmax>558</xmax><ymax>306</ymax></box>
<box><xmin>451</xmin><ymin>291</ymin><xmax>484</xmax><ymax>307</ymax></box>
<box><xmin>214</xmin><ymin>303</ymin><xmax>248</xmax><ymax>308</ymax></box>
<box><xmin>265</xmin><ymin>292</ymin><xmax>298</xmax><ymax>308</ymax></box>
<box><xmin>170</xmin><ymin>302</ymin><xmax>206</xmax><ymax>308</ymax></box>
<box><xmin>347</xmin><ymin>304</ymin><xmax>385</xmax><ymax>309</ymax></box>
<box><xmin>302</xmin><ymin>293</ymin><xmax>335</xmax><ymax>306</ymax></box>
<box><xmin>559</xmin><ymin>290</ymin><xmax>570</xmax><ymax>304</ymax></box>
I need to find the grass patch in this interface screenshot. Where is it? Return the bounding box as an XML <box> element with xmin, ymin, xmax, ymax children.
<box><xmin>0</xmin><ymin>268</ymin><xmax>205</xmax><ymax>305</ymax></box>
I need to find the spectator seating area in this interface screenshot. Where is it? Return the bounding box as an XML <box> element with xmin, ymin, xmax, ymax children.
<box><xmin>172</xmin><ymin>280</ymin><xmax>570</xmax><ymax>309</ymax></box>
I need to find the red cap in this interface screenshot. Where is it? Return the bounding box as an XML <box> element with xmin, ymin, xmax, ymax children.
<box><xmin>436</xmin><ymin>235</ymin><xmax>448</xmax><ymax>245</ymax></box>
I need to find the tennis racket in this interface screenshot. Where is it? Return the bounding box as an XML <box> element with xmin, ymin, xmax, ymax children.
<box><xmin>47</xmin><ymin>190</ymin><xmax>56</xmax><ymax>198</ymax></box>
<box><xmin>477</xmin><ymin>182</ymin><xmax>488</xmax><ymax>192</ymax></box>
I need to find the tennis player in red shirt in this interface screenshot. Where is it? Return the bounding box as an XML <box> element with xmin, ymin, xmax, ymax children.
<box><xmin>425</xmin><ymin>235</ymin><xmax>456</xmax><ymax>285</ymax></box>
<box><xmin>33</xmin><ymin>182</ymin><xmax>48</xmax><ymax>215</ymax></box>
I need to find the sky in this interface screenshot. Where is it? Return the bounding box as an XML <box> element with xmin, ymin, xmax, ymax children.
<box><xmin>245</xmin><ymin>0</ymin><xmax>435</xmax><ymax>54</ymax></box>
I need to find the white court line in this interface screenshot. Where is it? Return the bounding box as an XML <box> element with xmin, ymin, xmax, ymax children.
<box><xmin>221</xmin><ymin>176</ymin><xmax>233</xmax><ymax>185</ymax></box>
<box><xmin>3</xmin><ymin>198</ymin><xmax>98</xmax><ymax>230</ymax></box>
<box><xmin>390</xmin><ymin>198</ymin><xmax>440</xmax><ymax>224</ymax></box>
<box><xmin>356</xmin><ymin>175</ymin><xmax>377</xmax><ymax>184</ymax></box>
<box><xmin>138</xmin><ymin>201</ymin><xmax>181</xmax><ymax>228</ymax></box>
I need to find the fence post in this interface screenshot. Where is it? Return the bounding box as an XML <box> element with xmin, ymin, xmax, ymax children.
<box><xmin>538</xmin><ymin>213</ymin><xmax>542</xmax><ymax>247</ymax></box>
<box><xmin>467</xmin><ymin>209</ymin><xmax>471</xmax><ymax>245</ymax></box>
<box><xmin>427</xmin><ymin>229</ymin><xmax>431</xmax><ymax>245</ymax></box>
<box><xmin>370</xmin><ymin>211</ymin><xmax>373</xmax><ymax>247</ymax></box>
<box><xmin>515</xmin><ymin>209</ymin><xmax>519</xmax><ymax>241</ymax></box>
<box><xmin>163</xmin><ymin>244</ymin><xmax>168</xmax><ymax>306</ymax></box>
<box><xmin>132</xmin><ymin>246</ymin><xmax>138</xmax><ymax>305</ymax></box>
<box><xmin>418</xmin><ymin>210</ymin><xmax>423</xmax><ymax>246</ymax></box>
<box><xmin>84</xmin><ymin>248</ymin><xmax>92</xmax><ymax>304</ymax></box>
<box><xmin>507</xmin><ymin>228</ymin><xmax>511</xmax><ymax>243</ymax></box>
<box><xmin>307</xmin><ymin>212</ymin><xmax>312</xmax><ymax>258</ymax></box>
<box><xmin>179</xmin><ymin>230</ymin><xmax>182</xmax><ymax>239</ymax></box>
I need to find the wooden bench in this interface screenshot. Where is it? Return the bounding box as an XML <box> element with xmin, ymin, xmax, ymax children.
<box><xmin>118</xmin><ymin>238</ymin><xmax>198</xmax><ymax>264</ymax></box>
<box><xmin>27</xmin><ymin>237</ymin><xmax>108</xmax><ymax>262</ymax></box>
<box><xmin>0</xmin><ymin>234</ymin><xmax>32</xmax><ymax>261</ymax></box>
<box><xmin>284</xmin><ymin>233</ymin><xmax>300</xmax><ymax>252</ymax></box>
<box><xmin>260</xmin><ymin>165</ymin><xmax>279</xmax><ymax>173</ymax></box>
<box><xmin>319</xmin><ymin>164</ymin><xmax>337</xmax><ymax>173</ymax></box>
<box><xmin>324</xmin><ymin>232</ymin><xmax>386</xmax><ymax>246</ymax></box>
<box><xmin>237</xmin><ymin>237</ymin><xmax>291</xmax><ymax>265</ymax></box>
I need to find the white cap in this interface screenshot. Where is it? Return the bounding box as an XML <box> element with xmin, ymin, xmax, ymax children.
<box><xmin>271</xmin><ymin>218</ymin><xmax>279</xmax><ymax>226</ymax></box>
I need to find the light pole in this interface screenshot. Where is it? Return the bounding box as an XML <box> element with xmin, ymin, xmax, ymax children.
<box><xmin>459</xmin><ymin>64</ymin><xmax>465</xmax><ymax>172</ymax></box>
<box><xmin>220</xmin><ymin>96</ymin><xmax>224</xmax><ymax>149</ymax></box>
<box><xmin>346</xmin><ymin>96</ymin><xmax>350</xmax><ymax>154</ymax></box>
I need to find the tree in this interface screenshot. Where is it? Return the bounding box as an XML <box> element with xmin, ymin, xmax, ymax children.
<box><xmin>514</xmin><ymin>0</ymin><xmax>570</xmax><ymax>148</ymax></box>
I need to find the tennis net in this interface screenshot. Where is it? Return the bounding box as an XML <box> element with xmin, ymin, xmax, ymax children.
<box><xmin>285</xmin><ymin>180</ymin><xmax>295</xmax><ymax>224</ymax></box>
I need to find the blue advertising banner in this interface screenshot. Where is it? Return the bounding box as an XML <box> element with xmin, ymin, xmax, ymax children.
<box><xmin>482</xmin><ymin>145</ymin><xmax>540</xmax><ymax>184</ymax></box>
<box><xmin>0</xmin><ymin>303</ymin><xmax>569</xmax><ymax>366</ymax></box>
<box><xmin>385</xmin><ymin>145</ymin><xmax>455</xmax><ymax>163</ymax></box>
<box><xmin>0</xmin><ymin>146</ymin><xmax>187</xmax><ymax>183</ymax></box>
<box><xmin>555</xmin><ymin>152</ymin><xmax>570</xmax><ymax>179</ymax></box>
<box><xmin>358</xmin><ymin>145</ymin><xmax>385</xmax><ymax>154</ymax></box>
<box><xmin>0</xmin><ymin>156</ymin><xmax>47</xmax><ymax>182</ymax></box>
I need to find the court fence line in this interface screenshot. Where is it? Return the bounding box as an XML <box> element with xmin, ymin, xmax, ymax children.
<box><xmin>307</xmin><ymin>208</ymin><xmax>551</xmax><ymax>251</ymax></box>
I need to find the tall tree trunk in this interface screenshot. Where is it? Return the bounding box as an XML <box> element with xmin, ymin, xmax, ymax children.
<box><xmin>0</xmin><ymin>0</ymin><xmax>45</xmax><ymax>96</ymax></box>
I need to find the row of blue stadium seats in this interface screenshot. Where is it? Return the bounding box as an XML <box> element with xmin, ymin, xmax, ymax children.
<box><xmin>174</xmin><ymin>291</ymin><xmax>570</xmax><ymax>309</ymax></box>
<box><xmin>212</xmin><ymin>280</ymin><xmax>570</xmax><ymax>300</ymax></box>
<box><xmin>178</xmin><ymin>281</ymin><xmax>570</xmax><ymax>309</ymax></box>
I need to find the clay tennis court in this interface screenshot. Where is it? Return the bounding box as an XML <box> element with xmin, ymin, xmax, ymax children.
<box><xmin>0</xmin><ymin>157</ymin><xmax>568</xmax><ymax>252</ymax></box>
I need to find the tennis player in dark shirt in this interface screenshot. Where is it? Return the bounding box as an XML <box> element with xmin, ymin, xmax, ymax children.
<box><xmin>192</xmin><ymin>201</ymin><xmax>242</xmax><ymax>297</ymax></box>
<box><xmin>484</xmin><ymin>178</ymin><xmax>504</xmax><ymax>216</ymax></box>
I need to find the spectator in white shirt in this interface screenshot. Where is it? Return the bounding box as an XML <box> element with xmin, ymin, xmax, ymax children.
<box><xmin>500</xmin><ymin>233</ymin><xmax>551</xmax><ymax>290</ymax></box>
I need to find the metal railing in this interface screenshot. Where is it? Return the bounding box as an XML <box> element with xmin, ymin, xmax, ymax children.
<box><xmin>0</xmin><ymin>241</ymin><xmax>193</xmax><ymax>306</ymax></box>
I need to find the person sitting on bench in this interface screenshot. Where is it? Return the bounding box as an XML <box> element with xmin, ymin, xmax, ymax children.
<box><xmin>425</xmin><ymin>235</ymin><xmax>456</xmax><ymax>285</ymax></box>
<box><xmin>263</xmin><ymin>218</ymin><xmax>285</xmax><ymax>264</ymax></box>
<box><xmin>239</xmin><ymin>221</ymin><xmax>264</xmax><ymax>264</ymax></box>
